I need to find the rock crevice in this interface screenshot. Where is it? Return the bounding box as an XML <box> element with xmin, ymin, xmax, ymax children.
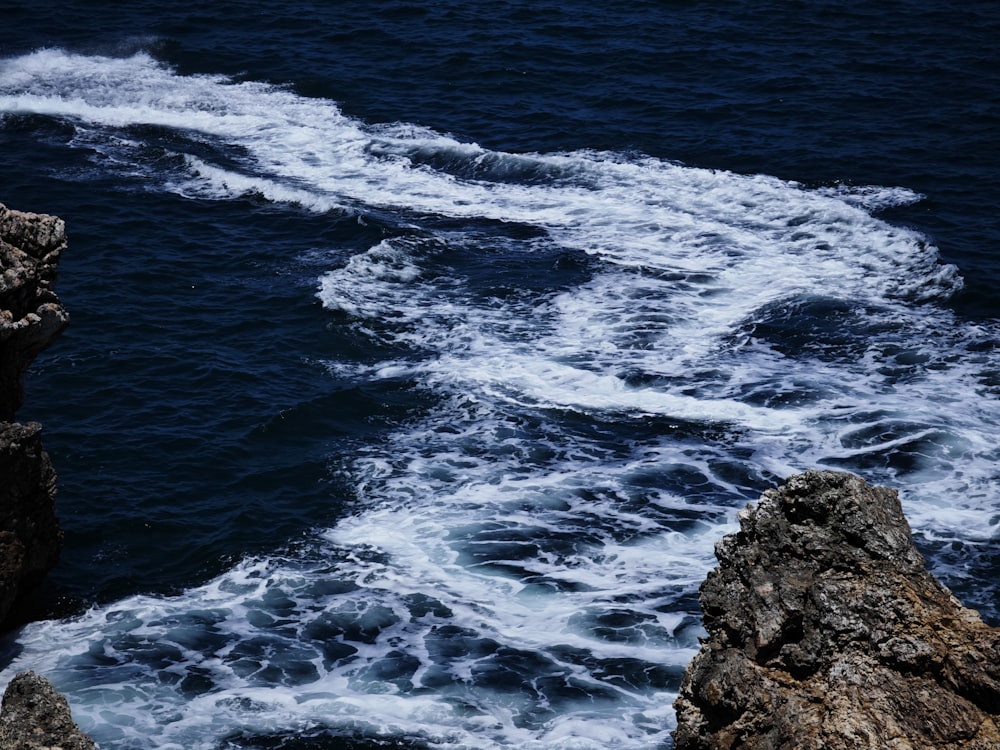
<box><xmin>674</xmin><ymin>470</ymin><xmax>1000</xmax><ymax>749</ymax></box>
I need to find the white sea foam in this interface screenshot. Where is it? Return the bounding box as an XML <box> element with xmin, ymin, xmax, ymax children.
<box><xmin>2</xmin><ymin>48</ymin><xmax>999</xmax><ymax>749</ymax></box>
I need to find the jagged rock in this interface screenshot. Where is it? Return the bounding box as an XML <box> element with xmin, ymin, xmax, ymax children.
<box><xmin>0</xmin><ymin>207</ymin><xmax>95</xmax><ymax>750</ymax></box>
<box><xmin>0</xmin><ymin>672</ymin><xmax>96</xmax><ymax>750</ymax></box>
<box><xmin>0</xmin><ymin>202</ymin><xmax>69</xmax><ymax>421</ymax></box>
<box><xmin>673</xmin><ymin>470</ymin><xmax>1000</xmax><ymax>749</ymax></box>
<box><xmin>0</xmin><ymin>202</ymin><xmax>69</xmax><ymax>628</ymax></box>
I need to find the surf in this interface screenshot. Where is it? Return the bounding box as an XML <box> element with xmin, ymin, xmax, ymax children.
<box><xmin>2</xmin><ymin>48</ymin><xmax>998</xmax><ymax>749</ymax></box>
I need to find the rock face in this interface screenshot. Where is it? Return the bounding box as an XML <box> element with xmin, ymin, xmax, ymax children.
<box><xmin>1</xmin><ymin>203</ymin><xmax>69</xmax><ymax>421</ymax></box>
<box><xmin>0</xmin><ymin>207</ymin><xmax>96</xmax><ymax>749</ymax></box>
<box><xmin>0</xmin><ymin>422</ymin><xmax>62</xmax><ymax>625</ymax></box>
<box><xmin>0</xmin><ymin>672</ymin><xmax>96</xmax><ymax>750</ymax></box>
<box><xmin>673</xmin><ymin>470</ymin><xmax>1000</xmax><ymax>749</ymax></box>
<box><xmin>0</xmin><ymin>202</ymin><xmax>69</xmax><ymax>627</ymax></box>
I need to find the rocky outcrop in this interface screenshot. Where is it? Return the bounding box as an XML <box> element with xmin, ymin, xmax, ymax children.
<box><xmin>0</xmin><ymin>422</ymin><xmax>62</xmax><ymax>626</ymax></box>
<box><xmin>1</xmin><ymin>203</ymin><xmax>69</xmax><ymax>421</ymax></box>
<box><xmin>673</xmin><ymin>470</ymin><xmax>1000</xmax><ymax>749</ymax></box>
<box><xmin>0</xmin><ymin>202</ymin><xmax>69</xmax><ymax>627</ymax></box>
<box><xmin>0</xmin><ymin>672</ymin><xmax>96</xmax><ymax>750</ymax></box>
<box><xmin>0</xmin><ymin>207</ymin><xmax>96</xmax><ymax>748</ymax></box>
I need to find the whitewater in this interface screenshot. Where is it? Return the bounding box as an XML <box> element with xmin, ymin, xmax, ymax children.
<box><xmin>2</xmin><ymin>50</ymin><xmax>999</xmax><ymax>749</ymax></box>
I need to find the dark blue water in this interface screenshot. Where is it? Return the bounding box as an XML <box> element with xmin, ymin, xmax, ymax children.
<box><xmin>1</xmin><ymin>2</ymin><xmax>999</xmax><ymax>748</ymax></box>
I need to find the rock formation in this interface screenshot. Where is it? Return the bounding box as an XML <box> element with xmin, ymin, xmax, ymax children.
<box><xmin>0</xmin><ymin>206</ymin><xmax>97</xmax><ymax>749</ymax></box>
<box><xmin>0</xmin><ymin>672</ymin><xmax>96</xmax><ymax>750</ymax></box>
<box><xmin>0</xmin><ymin>421</ymin><xmax>62</xmax><ymax>626</ymax></box>
<box><xmin>0</xmin><ymin>203</ymin><xmax>70</xmax><ymax>421</ymax></box>
<box><xmin>0</xmin><ymin>202</ymin><xmax>69</xmax><ymax>627</ymax></box>
<box><xmin>673</xmin><ymin>470</ymin><xmax>1000</xmax><ymax>749</ymax></box>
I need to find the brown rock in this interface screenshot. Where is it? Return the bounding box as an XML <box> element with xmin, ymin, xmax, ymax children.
<box><xmin>0</xmin><ymin>672</ymin><xmax>96</xmax><ymax>750</ymax></box>
<box><xmin>673</xmin><ymin>470</ymin><xmax>1000</xmax><ymax>750</ymax></box>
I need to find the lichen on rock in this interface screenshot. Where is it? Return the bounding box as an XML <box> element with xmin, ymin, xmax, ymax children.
<box><xmin>673</xmin><ymin>470</ymin><xmax>1000</xmax><ymax>749</ymax></box>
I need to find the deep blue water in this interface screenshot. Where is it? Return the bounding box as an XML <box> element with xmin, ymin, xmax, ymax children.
<box><xmin>1</xmin><ymin>2</ymin><xmax>999</xmax><ymax>748</ymax></box>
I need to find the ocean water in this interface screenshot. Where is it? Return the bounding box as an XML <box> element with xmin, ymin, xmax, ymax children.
<box><xmin>1</xmin><ymin>2</ymin><xmax>999</xmax><ymax>748</ymax></box>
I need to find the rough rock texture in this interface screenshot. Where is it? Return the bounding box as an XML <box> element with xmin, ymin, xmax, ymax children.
<box><xmin>673</xmin><ymin>470</ymin><xmax>1000</xmax><ymax>749</ymax></box>
<box><xmin>0</xmin><ymin>208</ymin><xmax>95</xmax><ymax>748</ymax></box>
<box><xmin>0</xmin><ymin>203</ymin><xmax>69</xmax><ymax>627</ymax></box>
<box><xmin>0</xmin><ymin>202</ymin><xmax>69</xmax><ymax>421</ymax></box>
<box><xmin>0</xmin><ymin>672</ymin><xmax>96</xmax><ymax>750</ymax></box>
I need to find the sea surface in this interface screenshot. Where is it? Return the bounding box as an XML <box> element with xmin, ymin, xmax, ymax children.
<box><xmin>1</xmin><ymin>2</ymin><xmax>999</xmax><ymax>748</ymax></box>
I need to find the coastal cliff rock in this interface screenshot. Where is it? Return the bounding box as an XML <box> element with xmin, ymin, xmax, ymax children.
<box><xmin>0</xmin><ymin>672</ymin><xmax>96</xmax><ymax>750</ymax></box>
<box><xmin>0</xmin><ymin>422</ymin><xmax>62</xmax><ymax>625</ymax></box>
<box><xmin>0</xmin><ymin>208</ymin><xmax>96</xmax><ymax>749</ymax></box>
<box><xmin>673</xmin><ymin>470</ymin><xmax>1000</xmax><ymax>749</ymax></box>
<box><xmin>0</xmin><ymin>202</ymin><xmax>69</xmax><ymax>626</ymax></box>
<box><xmin>1</xmin><ymin>202</ymin><xmax>69</xmax><ymax>421</ymax></box>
